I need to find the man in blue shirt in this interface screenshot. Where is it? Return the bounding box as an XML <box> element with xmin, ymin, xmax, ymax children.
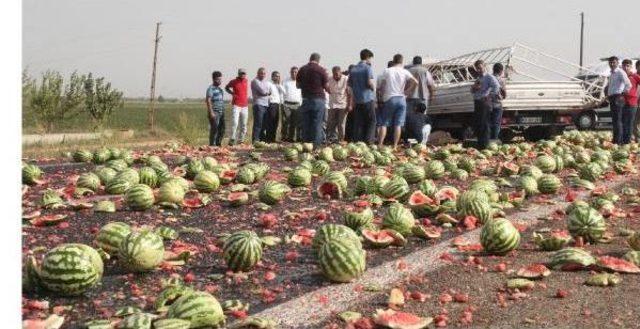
<box><xmin>348</xmin><ymin>49</ymin><xmax>377</xmax><ymax>144</ymax></box>
<box><xmin>206</xmin><ymin>71</ymin><xmax>226</xmax><ymax>146</ymax></box>
<box><xmin>470</xmin><ymin>60</ymin><xmax>500</xmax><ymax>150</ymax></box>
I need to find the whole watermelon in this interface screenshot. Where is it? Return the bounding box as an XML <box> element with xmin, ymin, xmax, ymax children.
<box><xmin>77</xmin><ymin>172</ymin><xmax>101</xmax><ymax>191</ymax></box>
<box><xmin>119</xmin><ymin>230</ymin><xmax>165</xmax><ymax>272</ymax></box>
<box><xmin>259</xmin><ymin>181</ymin><xmax>291</xmax><ymax>205</ymax></box>
<box><xmin>382</xmin><ymin>203</ymin><xmax>415</xmax><ymax>236</ymax></box>
<box><xmin>318</xmin><ymin>239</ymin><xmax>366</xmax><ymax>282</ymax></box>
<box><xmin>567</xmin><ymin>206</ymin><xmax>606</xmax><ymax>243</ymax></box>
<box><xmin>480</xmin><ymin>218</ymin><xmax>521</xmax><ymax>255</ymax></box>
<box><xmin>193</xmin><ymin>171</ymin><xmax>220</xmax><ymax>192</ymax></box>
<box><xmin>138</xmin><ymin>167</ymin><xmax>158</xmax><ymax>188</ymax></box>
<box><xmin>312</xmin><ymin>224</ymin><xmax>362</xmax><ymax>252</ymax></box>
<box><xmin>22</xmin><ymin>163</ymin><xmax>43</xmax><ymax>185</ymax></box>
<box><xmin>95</xmin><ymin>222</ymin><xmax>132</xmax><ymax>255</ymax></box>
<box><xmin>167</xmin><ymin>291</ymin><xmax>225</xmax><ymax>328</ymax></box>
<box><xmin>125</xmin><ymin>184</ymin><xmax>155</xmax><ymax>210</ymax></box>
<box><xmin>39</xmin><ymin>243</ymin><xmax>104</xmax><ymax>295</ymax></box>
<box><xmin>288</xmin><ymin>168</ymin><xmax>312</xmax><ymax>187</ymax></box>
<box><xmin>222</xmin><ymin>230</ymin><xmax>263</xmax><ymax>272</ymax></box>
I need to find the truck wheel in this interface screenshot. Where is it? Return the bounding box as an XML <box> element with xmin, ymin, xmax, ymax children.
<box><xmin>499</xmin><ymin>129</ymin><xmax>515</xmax><ymax>143</ymax></box>
<box><xmin>452</xmin><ymin>126</ymin><xmax>475</xmax><ymax>141</ymax></box>
<box><xmin>575</xmin><ymin>111</ymin><xmax>596</xmax><ymax>130</ymax></box>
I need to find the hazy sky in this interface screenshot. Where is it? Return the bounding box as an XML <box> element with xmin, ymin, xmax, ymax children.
<box><xmin>23</xmin><ymin>0</ymin><xmax>639</xmax><ymax>98</ymax></box>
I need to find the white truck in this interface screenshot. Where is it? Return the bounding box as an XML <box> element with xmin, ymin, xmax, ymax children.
<box><xmin>424</xmin><ymin>43</ymin><xmax>607</xmax><ymax>141</ymax></box>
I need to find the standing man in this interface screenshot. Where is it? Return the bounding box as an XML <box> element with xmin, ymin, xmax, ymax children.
<box><xmin>251</xmin><ymin>68</ymin><xmax>271</xmax><ymax>143</ymax></box>
<box><xmin>282</xmin><ymin>67</ymin><xmax>302</xmax><ymax>142</ymax></box>
<box><xmin>225</xmin><ymin>69</ymin><xmax>249</xmax><ymax>145</ymax></box>
<box><xmin>470</xmin><ymin>60</ymin><xmax>500</xmax><ymax>150</ymax></box>
<box><xmin>405</xmin><ymin>56</ymin><xmax>435</xmax><ymax>146</ymax></box>
<box><xmin>205</xmin><ymin>71</ymin><xmax>225</xmax><ymax>146</ymax></box>
<box><xmin>326</xmin><ymin>66</ymin><xmax>350</xmax><ymax>143</ymax></box>
<box><xmin>621</xmin><ymin>59</ymin><xmax>639</xmax><ymax>144</ymax></box>
<box><xmin>377</xmin><ymin>54</ymin><xmax>418</xmax><ymax>150</ymax></box>
<box><xmin>348</xmin><ymin>49</ymin><xmax>377</xmax><ymax>144</ymax></box>
<box><xmin>606</xmin><ymin>56</ymin><xmax>631</xmax><ymax>145</ymax></box>
<box><xmin>490</xmin><ymin>63</ymin><xmax>507</xmax><ymax>140</ymax></box>
<box><xmin>266</xmin><ymin>71</ymin><xmax>285</xmax><ymax>143</ymax></box>
<box><xmin>297</xmin><ymin>53</ymin><xmax>330</xmax><ymax>148</ymax></box>
<box><xmin>344</xmin><ymin>65</ymin><xmax>355</xmax><ymax>142</ymax></box>
<box><xmin>635</xmin><ymin>61</ymin><xmax>640</xmax><ymax>142</ymax></box>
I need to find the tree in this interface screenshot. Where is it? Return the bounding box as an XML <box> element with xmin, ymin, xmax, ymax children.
<box><xmin>83</xmin><ymin>73</ymin><xmax>124</xmax><ymax>130</ymax></box>
<box><xmin>157</xmin><ymin>94</ymin><xmax>165</xmax><ymax>103</ymax></box>
<box><xmin>29</xmin><ymin>70</ymin><xmax>85</xmax><ymax>132</ymax></box>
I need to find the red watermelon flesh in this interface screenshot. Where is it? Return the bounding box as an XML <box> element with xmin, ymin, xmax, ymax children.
<box><xmin>373</xmin><ymin>309</ymin><xmax>432</xmax><ymax>329</ymax></box>
<box><xmin>597</xmin><ymin>256</ymin><xmax>640</xmax><ymax>274</ymax></box>
<box><xmin>362</xmin><ymin>229</ymin><xmax>395</xmax><ymax>248</ymax></box>
<box><xmin>317</xmin><ymin>182</ymin><xmax>341</xmax><ymax>200</ymax></box>
<box><xmin>408</xmin><ymin>191</ymin><xmax>436</xmax><ymax>206</ymax></box>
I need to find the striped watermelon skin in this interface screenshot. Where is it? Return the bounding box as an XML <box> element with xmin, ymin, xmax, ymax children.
<box><xmin>105</xmin><ymin>178</ymin><xmax>132</xmax><ymax>195</ymax></box>
<box><xmin>119</xmin><ymin>230</ymin><xmax>165</xmax><ymax>272</ymax></box>
<box><xmin>222</xmin><ymin>230</ymin><xmax>263</xmax><ymax>272</ymax></box>
<box><xmin>158</xmin><ymin>181</ymin><xmax>186</xmax><ymax>204</ymax></box>
<box><xmin>369</xmin><ymin>175</ymin><xmax>390</xmax><ymax>196</ymax></box>
<box><xmin>312</xmin><ymin>224</ymin><xmax>362</xmax><ymax>252</ymax></box>
<box><xmin>119</xmin><ymin>313</ymin><xmax>153</xmax><ymax>329</ymax></box>
<box><xmin>460</xmin><ymin>199</ymin><xmax>493</xmax><ymax>224</ymax></box>
<box><xmin>537</xmin><ymin>174</ymin><xmax>562</xmax><ymax>194</ymax></box>
<box><xmin>424</xmin><ymin>160</ymin><xmax>445</xmax><ymax>179</ymax></box>
<box><xmin>22</xmin><ymin>163</ymin><xmax>43</xmax><ymax>185</ymax></box>
<box><xmin>469</xmin><ymin>179</ymin><xmax>498</xmax><ymax>194</ymax></box>
<box><xmin>193</xmin><ymin>171</ymin><xmax>220</xmax><ymax>193</ymax></box>
<box><xmin>125</xmin><ymin>184</ymin><xmax>156</xmax><ymax>210</ymax></box>
<box><xmin>418</xmin><ymin>179</ymin><xmax>438</xmax><ymax>197</ymax></box>
<box><xmin>95</xmin><ymin>222</ymin><xmax>132</xmax><ymax>254</ymax></box>
<box><xmin>517</xmin><ymin>175</ymin><xmax>539</xmax><ymax>196</ymax></box>
<box><xmin>107</xmin><ymin>159</ymin><xmax>129</xmax><ymax>172</ymax></box>
<box><xmin>343</xmin><ymin>207</ymin><xmax>374</xmax><ymax>230</ymax></box>
<box><xmin>153</xmin><ymin>318</ymin><xmax>191</xmax><ymax>329</ymax></box>
<box><xmin>456</xmin><ymin>190</ymin><xmax>489</xmax><ymax>214</ymax></box>
<box><xmin>259</xmin><ymin>181</ymin><xmax>291</xmax><ymax>205</ymax></box>
<box><xmin>382</xmin><ymin>203</ymin><xmax>415</xmax><ymax>236</ymax></box>
<box><xmin>288</xmin><ymin>168</ymin><xmax>312</xmax><ymax>187</ymax></box>
<box><xmin>167</xmin><ymin>291</ymin><xmax>226</xmax><ymax>328</ymax></box>
<box><xmin>284</xmin><ymin>147</ymin><xmax>299</xmax><ymax>161</ymax></box>
<box><xmin>95</xmin><ymin>167</ymin><xmax>118</xmax><ymax>185</ymax></box>
<box><xmin>72</xmin><ymin>150</ymin><xmax>94</xmax><ymax>163</ymax></box>
<box><xmin>236</xmin><ymin>166</ymin><xmax>256</xmax><ymax>184</ymax></box>
<box><xmin>549</xmin><ymin>247</ymin><xmax>596</xmax><ymax>269</ymax></box>
<box><xmin>480</xmin><ymin>218</ymin><xmax>521</xmax><ymax>255</ymax></box>
<box><xmin>138</xmin><ymin>167</ymin><xmax>159</xmax><ymax>188</ymax></box>
<box><xmin>629</xmin><ymin>232</ymin><xmax>640</xmax><ymax>251</ymax></box>
<box><xmin>116</xmin><ymin>168</ymin><xmax>140</xmax><ymax>185</ymax></box>
<box><xmin>318</xmin><ymin>239</ymin><xmax>366</xmax><ymax>283</ymax></box>
<box><xmin>185</xmin><ymin>159</ymin><xmax>205</xmax><ymax>179</ymax></box>
<box><xmin>535</xmin><ymin>155</ymin><xmax>557</xmax><ymax>173</ymax></box>
<box><xmin>312</xmin><ymin>160</ymin><xmax>331</xmax><ymax>176</ymax></box>
<box><xmin>39</xmin><ymin>244</ymin><xmax>104</xmax><ymax>296</ymax></box>
<box><xmin>567</xmin><ymin>206</ymin><xmax>606</xmax><ymax>243</ymax></box>
<box><xmin>380</xmin><ymin>176</ymin><xmax>410</xmax><ymax>201</ymax></box>
<box><xmin>324</xmin><ymin>171</ymin><xmax>348</xmax><ymax>192</ymax></box>
<box><xmin>401</xmin><ymin>164</ymin><xmax>425</xmax><ymax>184</ymax></box>
<box><xmin>77</xmin><ymin>172</ymin><xmax>101</xmax><ymax>191</ymax></box>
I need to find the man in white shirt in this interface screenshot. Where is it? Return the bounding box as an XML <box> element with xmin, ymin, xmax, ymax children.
<box><xmin>265</xmin><ymin>71</ymin><xmax>285</xmax><ymax>142</ymax></box>
<box><xmin>326</xmin><ymin>66</ymin><xmax>351</xmax><ymax>143</ymax></box>
<box><xmin>606</xmin><ymin>56</ymin><xmax>632</xmax><ymax>144</ymax></box>
<box><xmin>377</xmin><ymin>54</ymin><xmax>418</xmax><ymax>149</ymax></box>
<box><xmin>281</xmin><ymin>67</ymin><xmax>302</xmax><ymax>142</ymax></box>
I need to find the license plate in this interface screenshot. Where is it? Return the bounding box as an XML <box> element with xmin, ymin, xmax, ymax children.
<box><xmin>600</xmin><ymin>118</ymin><xmax>612</xmax><ymax>123</ymax></box>
<box><xmin>519</xmin><ymin>117</ymin><xmax>542</xmax><ymax>124</ymax></box>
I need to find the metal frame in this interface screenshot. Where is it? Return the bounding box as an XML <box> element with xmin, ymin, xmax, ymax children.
<box><xmin>424</xmin><ymin>43</ymin><xmax>606</xmax><ymax>105</ymax></box>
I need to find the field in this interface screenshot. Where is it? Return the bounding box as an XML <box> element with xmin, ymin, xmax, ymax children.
<box><xmin>21</xmin><ymin>131</ymin><xmax>640</xmax><ymax>329</ymax></box>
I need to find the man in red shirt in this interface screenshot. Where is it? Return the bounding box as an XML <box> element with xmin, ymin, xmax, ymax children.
<box><xmin>622</xmin><ymin>59</ymin><xmax>640</xmax><ymax>144</ymax></box>
<box><xmin>225</xmin><ymin>68</ymin><xmax>249</xmax><ymax>145</ymax></box>
<box><xmin>633</xmin><ymin>61</ymin><xmax>640</xmax><ymax>142</ymax></box>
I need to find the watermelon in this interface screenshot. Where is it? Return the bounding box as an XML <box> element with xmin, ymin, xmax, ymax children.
<box><xmin>312</xmin><ymin>160</ymin><xmax>331</xmax><ymax>176</ymax></box>
<box><xmin>500</xmin><ymin>161</ymin><xmax>520</xmax><ymax>176</ymax></box>
<box><xmin>244</xmin><ymin>163</ymin><xmax>270</xmax><ymax>181</ymax></box>
<box><xmin>318</xmin><ymin>146</ymin><xmax>334</xmax><ymax>162</ymax></box>
<box><xmin>517</xmin><ymin>175</ymin><xmax>539</xmax><ymax>196</ymax></box>
<box><xmin>22</xmin><ymin>163</ymin><xmax>43</xmax><ymax>185</ymax></box>
<box><xmin>318</xmin><ymin>238</ymin><xmax>366</xmax><ymax>282</ymax></box>
<box><xmin>417</xmin><ymin>179</ymin><xmax>438</xmax><ymax>197</ymax></box>
<box><xmin>567</xmin><ymin>205</ymin><xmax>605</xmax><ymax>243</ymax></box>
<box><xmin>106</xmin><ymin>159</ymin><xmax>129</xmax><ymax>172</ymax></box>
<box><xmin>407</xmin><ymin>191</ymin><xmax>440</xmax><ymax>217</ymax></box>
<box><xmin>451</xmin><ymin>168</ymin><xmax>469</xmax><ymax>181</ymax></box>
<box><xmin>533</xmin><ymin>231</ymin><xmax>572</xmax><ymax>251</ymax></box>
<box><xmin>623</xmin><ymin>251</ymin><xmax>640</xmax><ymax>266</ymax></box>
<box><xmin>343</xmin><ymin>207</ymin><xmax>374</xmax><ymax>230</ymax></box>
<box><xmin>459</xmin><ymin>198</ymin><xmax>493</xmax><ymax>224</ymax></box>
<box><xmin>259</xmin><ymin>181</ymin><xmax>291</xmax><ymax>205</ymax></box>
<box><xmin>456</xmin><ymin>190</ymin><xmax>489</xmax><ymax>213</ymax></box>
<box><xmin>236</xmin><ymin>166</ymin><xmax>256</xmax><ymax>185</ymax></box>
<box><xmin>95</xmin><ymin>167</ymin><xmax>118</xmax><ymax>185</ymax></box>
<box><xmin>77</xmin><ymin>172</ymin><xmax>101</xmax><ymax>191</ymax></box>
<box><xmin>312</xmin><ymin>224</ymin><xmax>362</xmax><ymax>252</ymax></box>
<box><xmin>116</xmin><ymin>168</ymin><xmax>140</xmax><ymax>185</ymax></box>
<box><xmin>373</xmin><ymin>309</ymin><xmax>432</xmax><ymax>329</ymax></box>
<box><xmin>401</xmin><ymin>164</ymin><xmax>425</xmax><ymax>184</ymax></box>
<box><xmin>95</xmin><ymin>222</ymin><xmax>132</xmax><ymax>255</ymax></box>
<box><xmin>223</xmin><ymin>230</ymin><xmax>263</xmax><ymax>272</ymax></box>
<box><xmin>596</xmin><ymin>256</ymin><xmax>640</xmax><ymax>274</ymax></box>
<box><xmin>354</xmin><ymin>176</ymin><xmax>373</xmax><ymax>196</ymax></box>
<box><xmin>317</xmin><ymin>181</ymin><xmax>342</xmax><ymax>199</ymax></box>
<box><xmin>193</xmin><ymin>171</ymin><xmax>220</xmax><ymax>192</ymax></box>
<box><xmin>579</xmin><ymin>162</ymin><xmax>603</xmax><ymax>182</ymax></box>
<box><xmin>380</xmin><ymin>176</ymin><xmax>410</xmax><ymax>201</ymax></box>
<box><xmin>39</xmin><ymin>243</ymin><xmax>104</xmax><ymax>295</ymax></box>
<box><xmin>480</xmin><ymin>218</ymin><xmax>521</xmax><ymax>255</ymax></box>
<box><xmin>458</xmin><ymin>157</ymin><xmax>476</xmax><ymax>173</ymax></box>
<box><xmin>469</xmin><ymin>179</ymin><xmax>498</xmax><ymax>194</ymax></box>
<box><xmin>519</xmin><ymin>165</ymin><xmax>543</xmax><ymax>179</ymax></box>
<box><xmin>202</xmin><ymin>156</ymin><xmax>218</xmax><ymax>170</ymax></box>
<box><xmin>185</xmin><ymin>159</ymin><xmax>205</xmax><ymax>179</ymax></box>
<box><xmin>284</xmin><ymin>147</ymin><xmax>299</xmax><ymax>161</ymax></box>
<box><xmin>628</xmin><ymin>232</ymin><xmax>640</xmax><ymax>251</ymax></box>
<box><xmin>324</xmin><ymin>171</ymin><xmax>348</xmax><ymax>192</ymax></box>
<box><xmin>370</xmin><ymin>175</ymin><xmax>391</xmax><ymax>196</ymax></box>
<box><xmin>41</xmin><ymin>189</ymin><xmax>64</xmax><ymax>209</ymax></box>
<box><xmin>119</xmin><ymin>230</ymin><xmax>165</xmax><ymax>272</ymax></box>
<box><xmin>167</xmin><ymin>291</ymin><xmax>225</xmax><ymax>328</ymax></box>
<box><xmin>93</xmin><ymin>148</ymin><xmax>111</xmax><ymax>164</ymax></box>
<box><xmin>124</xmin><ymin>184</ymin><xmax>155</xmax><ymax>210</ymax></box>
<box><xmin>288</xmin><ymin>168</ymin><xmax>312</xmax><ymax>187</ymax></box>
<box><xmin>153</xmin><ymin>319</ymin><xmax>191</xmax><ymax>329</ymax></box>
<box><xmin>227</xmin><ymin>192</ymin><xmax>249</xmax><ymax>207</ymax></box>
<box><xmin>158</xmin><ymin>181</ymin><xmax>186</xmax><ymax>205</ymax></box>
<box><xmin>72</xmin><ymin>150</ymin><xmax>94</xmax><ymax>163</ymax></box>
<box><xmin>424</xmin><ymin>160</ymin><xmax>445</xmax><ymax>179</ymax></box>
<box><xmin>118</xmin><ymin>313</ymin><xmax>153</xmax><ymax>329</ymax></box>
<box><xmin>333</xmin><ymin>146</ymin><xmax>348</xmax><ymax>160</ymax></box>
<box><xmin>382</xmin><ymin>203</ymin><xmax>415</xmax><ymax>236</ymax></box>
<box><xmin>138</xmin><ymin>167</ymin><xmax>158</xmax><ymax>188</ymax></box>
<box><xmin>537</xmin><ymin>174</ymin><xmax>562</xmax><ymax>194</ymax></box>
<box><xmin>535</xmin><ymin>155</ymin><xmax>557</xmax><ymax>173</ymax></box>
<box><xmin>362</xmin><ymin>229</ymin><xmax>395</xmax><ymax>248</ymax></box>
<box><xmin>548</xmin><ymin>247</ymin><xmax>596</xmax><ymax>270</ymax></box>
<box><xmin>434</xmin><ymin>186</ymin><xmax>459</xmax><ymax>203</ymax></box>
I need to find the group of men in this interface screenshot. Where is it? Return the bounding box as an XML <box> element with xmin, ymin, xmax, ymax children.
<box><xmin>205</xmin><ymin>49</ymin><xmax>438</xmax><ymax>150</ymax></box>
<box><xmin>205</xmin><ymin>51</ymin><xmax>640</xmax><ymax>151</ymax></box>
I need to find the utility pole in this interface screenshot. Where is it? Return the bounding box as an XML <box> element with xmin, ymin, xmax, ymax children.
<box><xmin>148</xmin><ymin>22</ymin><xmax>161</xmax><ymax>133</ymax></box>
<box><xmin>579</xmin><ymin>12</ymin><xmax>584</xmax><ymax>67</ymax></box>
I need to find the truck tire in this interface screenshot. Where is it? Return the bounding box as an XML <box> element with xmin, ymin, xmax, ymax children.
<box><xmin>499</xmin><ymin>129</ymin><xmax>516</xmax><ymax>143</ymax></box>
<box><xmin>523</xmin><ymin>126</ymin><xmax>563</xmax><ymax>142</ymax></box>
<box><xmin>451</xmin><ymin>126</ymin><xmax>475</xmax><ymax>141</ymax></box>
<box><xmin>575</xmin><ymin>111</ymin><xmax>596</xmax><ymax>130</ymax></box>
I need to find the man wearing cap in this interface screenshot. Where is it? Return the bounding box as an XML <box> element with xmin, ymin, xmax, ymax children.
<box><xmin>225</xmin><ymin>69</ymin><xmax>250</xmax><ymax>145</ymax></box>
<box><xmin>606</xmin><ymin>56</ymin><xmax>631</xmax><ymax>145</ymax></box>
<box><xmin>297</xmin><ymin>52</ymin><xmax>330</xmax><ymax>147</ymax></box>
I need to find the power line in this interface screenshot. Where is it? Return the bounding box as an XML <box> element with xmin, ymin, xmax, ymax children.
<box><xmin>148</xmin><ymin>22</ymin><xmax>162</xmax><ymax>133</ymax></box>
